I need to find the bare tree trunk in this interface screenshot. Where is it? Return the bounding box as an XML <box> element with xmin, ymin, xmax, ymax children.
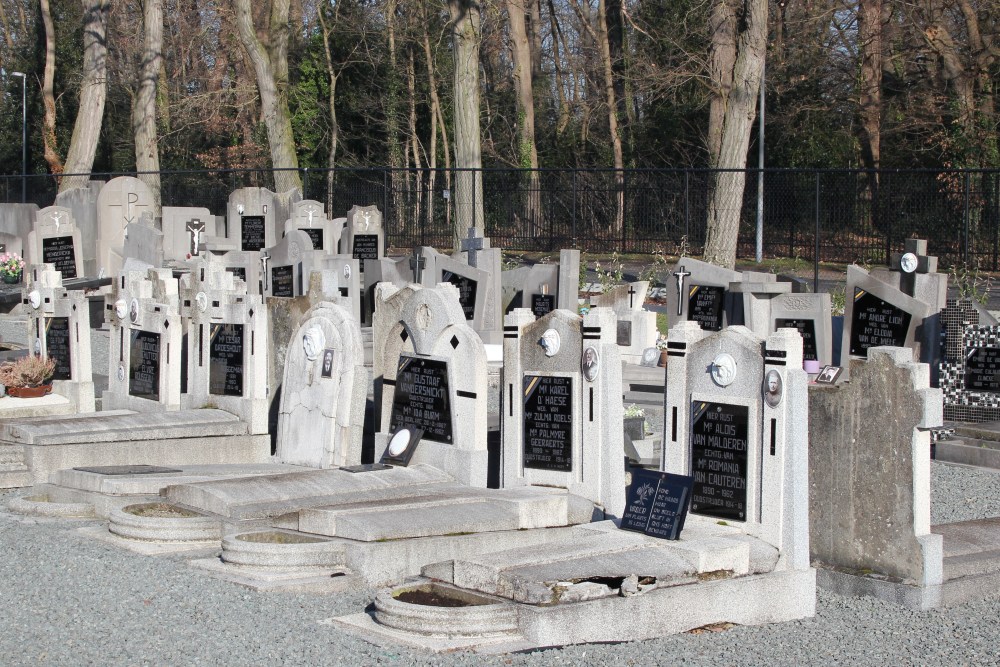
<box><xmin>548</xmin><ymin>0</ymin><xmax>571</xmax><ymax>136</ymax></box>
<box><xmin>385</xmin><ymin>0</ymin><xmax>403</xmax><ymax>231</ymax></box>
<box><xmin>407</xmin><ymin>46</ymin><xmax>422</xmax><ymax>233</ymax></box>
<box><xmin>508</xmin><ymin>0</ymin><xmax>540</xmax><ymax>238</ymax></box>
<box><xmin>133</xmin><ymin>0</ymin><xmax>163</xmax><ymax>212</ymax></box>
<box><xmin>527</xmin><ymin>0</ymin><xmax>543</xmax><ymax>79</ymax></box>
<box><xmin>857</xmin><ymin>0</ymin><xmax>882</xmax><ymax>178</ymax></box>
<box><xmin>703</xmin><ymin>0</ymin><xmax>767</xmax><ymax>269</ymax></box>
<box><xmin>317</xmin><ymin>4</ymin><xmax>340</xmax><ymax>210</ymax></box>
<box><xmin>421</xmin><ymin>19</ymin><xmax>440</xmax><ymax>231</ymax></box>
<box><xmin>233</xmin><ymin>0</ymin><xmax>301</xmax><ymax>194</ymax></box>
<box><xmin>40</xmin><ymin>0</ymin><xmax>63</xmax><ymax>176</ymax></box>
<box><xmin>60</xmin><ymin>0</ymin><xmax>109</xmax><ymax>193</ymax></box>
<box><xmin>0</xmin><ymin>1</ymin><xmax>14</xmax><ymax>50</ymax></box>
<box><xmin>449</xmin><ymin>0</ymin><xmax>484</xmax><ymax>248</ymax></box>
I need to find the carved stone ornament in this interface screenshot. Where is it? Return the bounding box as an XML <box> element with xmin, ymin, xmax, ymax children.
<box><xmin>900</xmin><ymin>252</ymin><xmax>918</xmax><ymax>274</ymax></box>
<box><xmin>28</xmin><ymin>290</ymin><xmax>41</xmax><ymax>309</ymax></box>
<box><xmin>117</xmin><ymin>364</ymin><xmax>126</xmax><ymax>383</ymax></box>
<box><xmin>540</xmin><ymin>329</ymin><xmax>561</xmax><ymax>357</ymax></box>
<box><xmin>711</xmin><ymin>353</ymin><xmax>737</xmax><ymax>387</ymax></box>
<box><xmin>195</xmin><ymin>291</ymin><xmax>209</xmax><ymax>313</ymax></box>
<box><xmin>115</xmin><ymin>299</ymin><xmax>128</xmax><ymax>320</ymax></box>
<box><xmin>302</xmin><ymin>326</ymin><xmax>326</xmax><ymax>361</ymax></box>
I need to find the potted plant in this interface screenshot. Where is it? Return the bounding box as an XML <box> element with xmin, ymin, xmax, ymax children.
<box><xmin>656</xmin><ymin>335</ymin><xmax>670</xmax><ymax>367</ymax></box>
<box><xmin>0</xmin><ymin>355</ymin><xmax>56</xmax><ymax>398</ymax></box>
<box><xmin>0</xmin><ymin>251</ymin><xmax>25</xmax><ymax>284</ymax></box>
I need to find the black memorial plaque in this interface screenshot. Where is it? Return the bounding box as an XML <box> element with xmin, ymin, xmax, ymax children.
<box><xmin>271</xmin><ymin>265</ymin><xmax>294</xmax><ymax>297</ymax></box>
<box><xmin>209</xmin><ymin>323</ymin><xmax>244</xmax><ymax>396</ymax></box>
<box><xmin>776</xmin><ymin>318</ymin><xmax>818</xmax><ymax>361</ymax></box>
<box><xmin>41</xmin><ymin>236</ymin><xmax>77</xmax><ymax>279</ymax></box>
<box><xmin>531</xmin><ymin>294</ymin><xmax>556</xmax><ymax>318</ymax></box>
<box><xmin>965</xmin><ymin>347</ymin><xmax>1000</xmax><ymax>393</ymax></box>
<box><xmin>389</xmin><ymin>356</ymin><xmax>453</xmax><ymax>443</ymax></box>
<box><xmin>689</xmin><ymin>402</ymin><xmax>748</xmax><ymax>521</ymax></box>
<box><xmin>128</xmin><ymin>330</ymin><xmax>161</xmax><ymax>401</ymax></box>
<box><xmin>621</xmin><ymin>468</ymin><xmax>694</xmax><ymax>540</ymax></box>
<box><xmin>303</xmin><ymin>227</ymin><xmax>324</xmax><ymax>250</ymax></box>
<box><xmin>688</xmin><ymin>285</ymin><xmax>725</xmax><ymax>331</ymax></box>
<box><xmin>523</xmin><ymin>375</ymin><xmax>573</xmax><ymax>472</ymax></box>
<box><xmin>45</xmin><ymin>317</ymin><xmax>72</xmax><ymax>381</ymax></box>
<box><xmin>226</xmin><ymin>266</ymin><xmax>247</xmax><ymax>282</ymax></box>
<box><xmin>442</xmin><ymin>270</ymin><xmax>478</xmax><ymax>320</ymax></box>
<box><xmin>352</xmin><ymin>234</ymin><xmax>380</xmax><ymax>262</ymax></box>
<box><xmin>848</xmin><ymin>289</ymin><xmax>911</xmax><ymax>356</ymax></box>
<box><xmin>241</xmin><ymin>215</ymin><xmax>266</xmax><ymax>251</ymax></box>
<box><xmin>617</xmin><ymin>320</ymin><xmax>633</xmax><ymax>347</ymax></box>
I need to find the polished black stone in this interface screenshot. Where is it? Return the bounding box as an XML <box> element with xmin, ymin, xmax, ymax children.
<box><xmin>689</xmin><ymin>401</ymin><xmax>748</xmax><ymax>521</ymax></box>
<box><xmin>523</xmin><ymin>375</ymin><xmax>573</xmax><ymax>472</ymax></box>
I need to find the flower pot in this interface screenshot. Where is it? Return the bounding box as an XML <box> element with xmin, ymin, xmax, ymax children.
<box><xmin>658</xmin><ymin>350</ymin><xmax>668</xmax><ymax>367</ymax></box>
<box><xmin>6</xmin><ymin>384</ymin><xmax>52</xmax><ymax>399</ymax></box>
<box><xmin>1</xmin><ymin>273</ymin><xmax>21</xmax><ymax>285</ymax></box>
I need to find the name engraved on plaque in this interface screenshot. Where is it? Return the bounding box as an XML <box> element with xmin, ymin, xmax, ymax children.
<box><xmin>41</xmin><ymin>236</ymin><xmax>77</xmax><ymax>279</ymax></box>
<box><xmin>531</xmin><ymin>294</ymin><xmax>556</xmax><ymax>318</ymax></box>
<box><xmin>776</xmin><ymin>318</ymin><xmax>818</xmax><ymax>361</ymax></box>
<box><xmin>271</xmin><ymin>265</ymin><xmax>294</xmax><ymax>297</ymax></box>
<box><xmin>389</xmin><ymin>356</ymin><xmax>453</xmax><ymax>443</ymax></box>
<box><xmin>617</xmin><ymin>320</ymin><xmax>633</xmax><ymax>347</ymax></box>
<box><xmin>849</xmin><ymin>290</ymin><xmax>911</xmax><ymax>356</ymax></box>
<box><xmin>209</xmin><ymin>323</ymin><xmax>244</xmax><ymax>396</ymax></box>
<box><xmin>688</xmin><ymin>285</ymin><xmax>725</xmax><ymax>331</ymax></box>
<box><xmin>241</xmin><ymin>215</ymin><xmax>266</xmax><ymax>251</ymax></box>
<box><xmin>523</xmin><ymin>375</ymin><xmax>573</xmax><ymax>472</ymax></box>
<box><xmin>302</xmin><ymin>228</ymin><xmax>324</xmax><ymax>250</ymax></box>
<box><xmin>128</xmin><ymin>330</ymin><xmax>161</xmax><ymax>401</ymax></box>
<box><xmin>966</xmin><ymin>347</ymin><xmax>1000</xmax><ymax>393</ymax></box>
<box><xmin>442</xmin><ymin>270</ymin><xmax>478</xmax><ymax>320</ymax></box>
<box><xmin>690</xmin><ymin>402</ymin><xmax>748</xmax><ymax>521</ymax></box>
<box><xmin>45</xmin><ymin>317</ymin><xmax>72</xmax><ymax>381</ymax></box>
<box><xmin>352</xmin><ymin>234</ymin><xmax>380</xmax><ymax>261</ymax></box>
<box><xmin>621</xmin><ymin>469</ymin><xmax>694</xmax><ymax>540</ymax></box>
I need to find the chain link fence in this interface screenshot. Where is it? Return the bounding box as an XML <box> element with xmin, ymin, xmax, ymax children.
<box><xmin>2</xmin><ymin>167</ymin><xmax>998</xmax><ymax>270</ymax></box>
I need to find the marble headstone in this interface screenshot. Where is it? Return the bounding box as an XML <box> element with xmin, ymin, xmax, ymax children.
<box><xmin>27</xmin><ymin>206</ymin><xmax>84</xmax><ymax>280</ymax></box>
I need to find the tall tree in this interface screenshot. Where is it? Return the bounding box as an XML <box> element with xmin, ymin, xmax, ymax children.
<box><xmin>133</xmin><ymin>0</ymin><xmax>163</xmax><ymax>210</ymax></box>
<box><xmin>39</xmin><ymin>0</ymin><xmax>62</xmax><ymax>176</ymax></box>
<box><xmin>61</xmin><ymin>0</ymin><xmax>110</xmax><ymax>192</ymax></box>
<box><xmin>449</xmin><ymin>0</ymin><xmax>484</xmax><ymax>246</ymax></box>
<box><xmin>233</xmin><ymin>0</ymin><xmax>302</xmax><ymax>194</ymax></box>
<box><xmin>702</xmin><ymin>0</ymin><xmax>767</xmax><ymax>269</ymax></box>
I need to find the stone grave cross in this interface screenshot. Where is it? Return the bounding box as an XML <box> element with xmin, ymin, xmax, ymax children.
<box><xmin>460</xmin><ymin>227</ymin><xmax>490</xmax><ymax>268</ymax></box>
<box><xmin>409</xmin><ymin>247</ymin><xmax>426</xmax><ymax>284</ymax></box>
<box><xmin>186</xmin><ymin>219</ymin><xmax>206</xmax><ymax>257</ymax></box>
<box><xmin>672</xmin><ymin>265</ymin><xmax>692</xmax><ymax>316</ymax></box>
<box><xmin>889</xmin><ymin>239</ymin><xmax>937</xmax><ymax>298</ymax></box>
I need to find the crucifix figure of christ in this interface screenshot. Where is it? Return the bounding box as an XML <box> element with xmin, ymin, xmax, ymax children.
<box><xmin>186</xmin><ymin>219</ymin><xmax>206</xmax><ymax>257</ymax></box>
<box><xmin>673</xmin><ymin>265</ymin><xmax>691</xmax><ymax>316</ymax></box>
<box><xmin>260</xmin><ymin>251</ymin><xmax>271</xmax><ymax>291</ymax></box>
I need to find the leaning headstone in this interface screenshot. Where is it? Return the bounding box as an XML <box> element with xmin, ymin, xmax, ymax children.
<box><xmin>23</xmin><ymin>265</ymin><xmax>95</xmax><ymax>411</ymax></box>
<box><xmin>121</xmin><ymin>215</ymin><xmax>165</xmax><ymax>268</ymax></box>
<box><xmin>283</xmin><ymin>200</ymin><xmax>343</xmax><ymax>253</ymax></box>
<box><xmin>592</xmin><ymin>281</ymin><xmax>658</xmax><ymax>364</ymax></box>
<box><xmin>664</xmin><ymin>258</ymin><xmax>741</xmax><ymax>332</ymax></box>
<box><xmin>458</xmin><ymin>227</ymin><xmax>503</xmax><ymax>344</ymax></box>
<box><xmin>95</xmin><ymin>176</ymin><xmax>156</xmax><ymax>277</ymax></box>
<box><xmin>275</xmin><ymin>301</ymin><xmax>367</xmax><ymax>468</ymax></box>
<box><xmin>179</xmin><ymin>258</ymin><xmax>269</xmax><ymax>434</ymax></box>
<box><xmin>27</xmin><ymin>206</ymin><xmax>84</xmax><ymax>280</ymax></box>
<box><xmin>103</xmin><ymin>262</ymin><xmax>182</xmax><ymax>412</ymax></box>
<box><xmin>374</xmin><ymin>283</ymin><xmax>489</xmax><ymax>487</ymax></box>
<box><xmin>502</xmin><ymin>307</ymin><xmax>626</xmax><ymax>518</ymax></box>
<box><xmin>261</xmin><ymin>230</ymin><xmax>314</xmax><ymax>298</ymax></box>
<box><xmin>341</xmin><ymin>204</ymin><xmax>384</xmax><ymax>268</ymax></box>
<box><xmin>434</xmin><ymin>252</ymin><xmax>489</xmax><ymax>330</ymax></box>
<box><xmin>771</xmin><ymin>293</ymin><xmax>834</xmax><ymax>367</ymax></box>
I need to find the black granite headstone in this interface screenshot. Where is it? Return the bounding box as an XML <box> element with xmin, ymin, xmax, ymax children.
<box><xmin>442</xmin><ymin>270</ymin><xmax>479</xmax><ymax>321</ymax></box>
<box><xmin>128</xmin><ymin>330</ymin><xmax>161</xmax><ymax>401</ymax></box>
<box><xmin>621</xmin><ymin>468</ymin><xmax>694</xmax><ymax>540</ymax></box>
<box><xmin>776</xmin><ymin>317</ymin><xmax>818</xmax><ymax>361</ymax></box>
<box><xmin>241</xmin><ymin>215</ymin><xmax>266</xmax><ymax>251</ymax></box>
<box><xmin>848</xmin><ymin>289</ymin><xmax>912</xmax><ymax>356</ymax></box>
<box><xmin>271</xmin><ymin>265</ymin><xmax>294</xmax><ymax>297</ymax></box>
<box><xmin>41</xmin><ymin>236</ymin><xmax>77</xmax><ymax>279</ymax></box>
<box><xmin>352</xmin><ymin>234</ymin><xmax>380</xmax><ymax>262</ymax></box>
<box><xmin>302</xmin><ymin>227</ymin><xmax>324</xmax><ymax>250</ymax></box>
<box><xmin>965</xmin><ymin>347</ymin><xmax>1000</xmax><ymax>393</ymax></box>
<box><xmin>209</xmin><ymin>323</ymin><xmax>244</xmax><ymax>396</ymax></box>
<box><xmin>688</xmin><ymin>285</ymin><xmax>725</xmax><ymax>331</ymax></box>
<box><xmin>389</xmin><ymin>356</ymin><xmax>453</xmax><ymax>444</ymax></box>
<box><xmin>689</xmin><ymin>402</ymin><xmax>748</xmax><ymax>521</ymax></box>
<box><xmin>523</xmin><ymin>375</ymin><xmax>573</xmax><ymax>472</ymax></box>
<box><xmin>531</xmin><ymin>294</ymin><xmax>556</xmax><ymax>318</ymax></box>
<box><xmin>45</xmin><ymin>317</ymin><xmax>72</xmax><ymax>381</ymax></box>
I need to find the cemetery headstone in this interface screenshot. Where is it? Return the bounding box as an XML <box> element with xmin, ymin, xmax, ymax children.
<box><xmin>54</xmin><ymin>182</ymin><xmax>101</xmax><ymax>275</ymax></box>
<box><xmin>620</xmin><ymin>469</ymin><xmax>694</xmax><ymax>540</ymax></box>
<box><xmin>283</xmin><ymin>199</ymin><xmax>343</xmax><ymax>253</ymax></box>
<box><xmin>309</xmin><ymin>258</ymin><xmax>362</xmax><ymax>324</ymax></box>
<box><xmin>342</xmin><ymin>204</ymin><xmax>384</xmax><ymax>268</ymax></box>
<box><xmin>592</xmin><ymin>281</ymin><xmax>659</xmax><ymax>363</ymax></box>
<box><xmin>227</xmin><ymin>187</ymin><xmax>298</xmax><ymax>254</ymax></box>
<box><xmin>27</xmin><ymin>206</ymin><xmax>84</xmax><ymax>280</ymax></box>
<box><xmin>665</xmin><ymin>258</ymin><xmax>741</xmax><ymax>332</ymax></box>
<box><xmin>771</xmin><ymin>293</ymin><xmax>833</xmax><ymax>367</ymax></box>
<box><xmin>161</xmin><ymin>207</ymin><xmax>227</xmax><ymax>261</ymax></box>
<box><xmin>95</xmin><ymin>177</ymin><xmax>156</xmax><ymax>277</ymax></box>
<box><xmin>458</xmin><ymin>227</ymin><xmax>504</xmax><ymax>344</ymax></box>
<box><xmin>122</xmin><ymin>215</ymin><xmax>165</xmax><ymax>268</ymax></box>
<box><xmin>261</xmin><ymin>230</ymin><xmax>315</xmax><ymax>298</ymax></box>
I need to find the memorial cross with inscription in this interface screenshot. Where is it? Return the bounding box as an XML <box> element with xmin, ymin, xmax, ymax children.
<box><xmin>460</xmin><ymin>227</ymin><xmax>489</xmax><ymax>268</ymax></box>
<box><xmin>673</xmin><ymin>265</ymin><xmax>691</xmax><ymax>316</ymax></box>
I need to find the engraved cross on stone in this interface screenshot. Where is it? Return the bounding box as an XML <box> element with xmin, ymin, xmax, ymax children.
<box><xmin>889</xmin><ymin>239</ymin><xmax>937</xmax><ymax>297</ymax></box>
<box><xmin>409</xmin><ymin>247</ymin><xmax>426</xmax><ymax>284</ymax></box>
<box><xmin>673</xmin><ymin>265</ymin><xmax>692</xmax><ymax>316</ymax></box>
<box><xmin>628</xmin><ymin>284</ymin><xmax>638</xmax><ymax>309</ymax></box>
<box><xmin>186</xmin><ymin>219</ymin><xmax>206</xmax><ymax>256</ymax></box>
<box><xmin>460</xmin><ymin>227</ymin><xmax>490</xmax><ymax>268</ymax></box>
<box><xmin>260</xmin><ymin>251</ymin><xmax>271</xmax><ymax>291</ymax></box>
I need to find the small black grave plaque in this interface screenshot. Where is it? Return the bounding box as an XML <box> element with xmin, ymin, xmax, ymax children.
<box><xmin>849</xmin><ymin>289</ymin><xmax>911</xmax><ymax>356</ymax></box>
<box><xmin>389</xmin><ymin>356</ymin><xmax>453</xmax><ymax>443</ymax></box>
<box><xmin>688</xmin><ymin>285</ymin><xmax>725</xmax><ymax>331</ymax></box>
<box><xmin>690</xmin><ymin>402</ymin><xmax>748</xmax><ymax>521</ymax></box>
<box><xmin>523</xmin><ymin>375</ymin><xmax>573</xmax><ymax>472</ymax></box>
<box><xmin>73</xmin><ymin>465</ymin><xmax>182</xmax><ymax>475</ymax></box>
<box><xmin>271</xmin><ymin>265</ymin><xmax>295</xmax><ymax>297</ymax></box>
<box><xmin>776</xmin><ymin>317</ymin><xmax>818</xmax><ymax>361</ymax></box>
<box><xmin>965</xmin><ymin>347</ymin><xmax>1000</xmax><ymax>393</ymax></box>
<box><xmin>209</xmin><ymin>323</ymin><xmax>244</xmax><ymax>396</ymax></box>
<box><xmin>442</xmin><ymin>270</ymin><xmax>479</xmax><ymax>320</ymax></box>
<box><xmin>226</xmin><ymin>266</ymin><xmax>247</xmax><ymax>282</ymax></box>
<box><xmin>128</xmin><ymin>330</ymin><xmax>161</xmax><ymax>401</ymax></box>
<box><xmin>45</xmin><ymin>317</ymin><xmax>72</xmax><ymax>381</ymax></box>
<box><xmin>531</xmin><ymin>293</ymin><xmax>556</xmax><ymax>318</ymax></box>
<box><xmin>41</xmin><ymin>236</ymin><xmax>77</xmax><ymax>279</ymax></box>
<box><xmin>621</xmin><ymin>468</ymin><xmax>694</xmax><ymax>540</ymax></box>
<box><xmin>241</xmin><ymin>215</ymin><xmax>266</xmax><ymax>251</ymax></box>
<box><xmin>617</xmin><ymin>320</ymin><xmax>633</xmax><ymax>347</ymax></box>
<box><xmin>352</xmin><ymin>234</ymin><xmax>380</xmax><ymax>261</ymax></box>
<box><xmin>303</xmin><ymin>227</ymin><xmax>324</xmax><ymax>250</ymax></box>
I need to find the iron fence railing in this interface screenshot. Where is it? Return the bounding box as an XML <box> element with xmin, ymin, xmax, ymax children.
<box><xmin>2</xmin><ymin>167</ymin><xmax>998</xmax><ymax>270</ymax></box>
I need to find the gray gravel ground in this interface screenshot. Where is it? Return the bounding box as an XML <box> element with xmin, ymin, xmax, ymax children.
<box><xmin>1</xmin><ymin>461</ymin><xmax>1000</xmax><ymax>666</ymax></box>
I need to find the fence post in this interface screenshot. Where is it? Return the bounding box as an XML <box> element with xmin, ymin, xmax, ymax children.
<box><xmin>814</xmin><ymin>172</ymin><xmax>820</xmax><ymax>294</ymax></box>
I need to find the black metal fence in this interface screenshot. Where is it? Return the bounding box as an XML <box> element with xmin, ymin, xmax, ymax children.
<box><xmin>2</xmin><ymin>167</ymin><xmax>998</xmax><ymax>269</ymax></box>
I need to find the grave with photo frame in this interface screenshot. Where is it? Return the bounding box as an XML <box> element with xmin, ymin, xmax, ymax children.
<box><xmin>27</xmin><ymin>206</ymin><xmax>85</xmax><ymax>280</ymax></box>
<box><xmin>938</xmin><ymin>298</ymin><xmax>1000</xmax><ymax>423</ymax></box>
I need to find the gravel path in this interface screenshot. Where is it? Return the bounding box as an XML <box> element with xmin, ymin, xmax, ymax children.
<box><xmin>1</xmin><ymin>462</ymin><xmax>1000</xmax><ymax>667</ymax></box>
